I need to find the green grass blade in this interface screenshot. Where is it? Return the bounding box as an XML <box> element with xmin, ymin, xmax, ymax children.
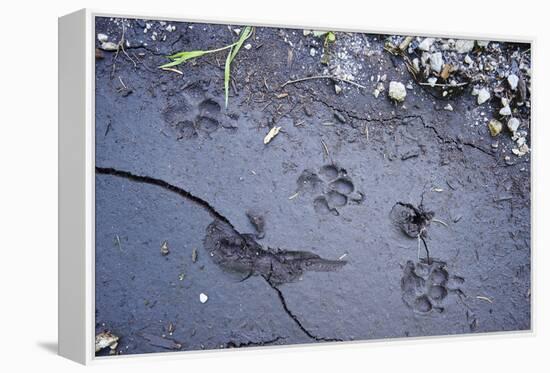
<box><xmin>224</xmin><ymin>26</ymin><xmax>253</xmax><ymax>107</ymax></box>
<box><xmin>167</xmin><ymin>43</ymin><xmax>237</xmax><ymax>60</ymax></box>
<box><xmin>161</xmin><ymin>26</ymin><xmax>253</xmax><ymax>107</ymax></box>
<box><xmin>224</xmin><ymin>48</ymin><xmax>232</xmax><ymax>107</ymax></box>
<box><xmin>229</xmin><ymin>26</ymin><xmax>252</xmax><ymax>62</ymax></box>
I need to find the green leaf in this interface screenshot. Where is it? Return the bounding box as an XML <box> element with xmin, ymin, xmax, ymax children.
<box><xmin>326</xmin><ymin>32</ymin><xmax>336</xmax><ymax>43</ymax></box>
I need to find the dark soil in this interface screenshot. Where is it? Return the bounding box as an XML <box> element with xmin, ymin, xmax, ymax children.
<box><xmin>94</xmin><ymin>16</ymin><xmax>531</xmax><ymax>356</ymax></box>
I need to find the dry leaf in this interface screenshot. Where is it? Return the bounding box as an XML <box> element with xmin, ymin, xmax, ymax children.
<box><xmin>263</xmin><ymin>126</ymin><xmax>281</xmax><ymax>144</ymax></box>
<box><xmin>440</xmin><ymin>64</ymin><xmax>451</xmax><ymax>80</ymax></box>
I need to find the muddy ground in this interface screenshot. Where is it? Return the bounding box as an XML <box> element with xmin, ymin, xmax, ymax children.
<box><xmin>94</xmin><ymin>17</ymin><xmax>531</xmax><ymax>356</ymax></box>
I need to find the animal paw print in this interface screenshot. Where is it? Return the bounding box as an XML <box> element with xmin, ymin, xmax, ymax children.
<box><xmin>162</xmin><ymin>97</ymin><xmax>223</xmax><ymax>140</ymax></box>
<box><xmin>401</xmin><ymin>259</ymin><xmax>464</xmax><ymax>314</ymax></box>
<box><xmin>296</xmin><ymin>164</ymin><xmax>363</xmax><ymax>216</ymax></box>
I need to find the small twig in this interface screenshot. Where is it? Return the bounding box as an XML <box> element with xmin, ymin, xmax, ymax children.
<box><xmin>161</xmin><ymin>67</ymin><xmax>183</xmax><ymax>75</ymax></box>
<box><xmin>118</xmin><ymin>76</ymin><xmax>127</xmax><ymax>89</ymax></box>
<box><xmin>418</xmin><ymin>233</ymin><xmax>431</xmax><ymax>264</ymax></box>
<box><xmin>115</xmin><ymin>234</ymin><xmax>123</xmax><ymax>252</ymax></box>
<box><xmin>418</xmin><ymin>82</ymin><xmax>468</xmax><ymax>88</ymax></box>
<box><xmin>281</xmin><ymin>75</ymin><xmax>367</xmax><ymax>89</ymax></box>
<box><xmin>321</xmin><ymin>139</ymin><xmax>330</xmax><ymax>158</ymax></box>
<box><xmin>476</xmin><ymin>296</ymin><xmax>493</xmax><ymax>303</ymax></box>
<box><xmin>288</xmin><ymin>192</ymin><xmax>299</xmax><ymax>200</ymax></box>
<box><xmin>432</xmin><ymin>218</ymin><xmax>449</xmax><ymax>227</ymax></box>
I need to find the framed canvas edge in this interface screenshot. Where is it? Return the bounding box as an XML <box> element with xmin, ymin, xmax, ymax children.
<box><xmin>57</xmin><ymin>8</ymin><xmax>535</xmax><ymax>365</ymax></box>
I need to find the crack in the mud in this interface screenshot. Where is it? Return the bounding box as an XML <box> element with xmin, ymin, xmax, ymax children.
<box><xmin>264</xmin><ymin>279</ymin><xmax>343</xmax><ymax>342</ymax></box>
<box><xmin>96</xmin><ymin>167</ymin><xmax>232</xmax><ymax>227</ymax></box>
<box><xmin>95</xmin><ymin>166</ymin><xmax>343</xmax><ymax>343</ymax></box>
<box><xmin>307</xmin><ymin>95</ymin><xmax>494</xmax><ymax>158</ymax></box>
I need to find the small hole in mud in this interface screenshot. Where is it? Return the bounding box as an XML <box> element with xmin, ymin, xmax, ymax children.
<box><xmin>429</xmin><ymin>268</ymin><xmax>449</xmax><ymax>285</ymax></box>
<box><xmin>162</xmin><ymin>102</ymin><xmax>191</xmax><ymax>124</ymax></box>
<box><xmin>313</xmin><ymin>196</ymin><xmax>331</xmax><ymax>215</ymax></box>
<box><xmin>414</xmin><ymin>262</ymin><xmax>431</xmax><ymax>278</ymax></box>
<box><xmin>197</xmin><ymin>116</ymin><xmax>220</xmax><ymax>133</ymax></box>
<box><xmin>326</xmin><ymin>190</ymin><xmax>347</xmax><ymax>207</ymax></box>
<box><xmin>199</xmin><ymin>99</ymin><xmax>221</xmax><ymax>117</ymax></box>
<box><xmin>414</xmin><ymin>295</ymin><xmax>432</xmax><ymax>313</ymax></box>
<box><xmin>320</xmin><ymin>164</ymin><xmax>339</xmax><ymax>180</ymax></box>
<box><xmin>297</xmin><ymin>170</ymin><xmax>324</xmax><ymax>194</ymax></box>
<box><xmin>329</xmin><ymin>178</ymin><xmax>354</xmax><ymax>194</ymax></box>
<box><xmin>174</xmin><ymin>120</ymin><xmax>197</xmax><ymax>139</ymax></box>
<box><xmin>390</xmin><ymin>202</ymin><xmax>434</xmax><ymax>238</ymax></box>
<box><xmin>428</xmin><ymin>285</ymin><xmax>448</xmax><ymax>301</ymax></box>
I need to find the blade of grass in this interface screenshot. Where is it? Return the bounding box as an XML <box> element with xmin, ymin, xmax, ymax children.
<box><xmin>160</xmin><ymin>26</ymin><xmax>253</xmax><ymax>107</ymax></box>
<box><xmin>224</xmin><ymin>26</ymin><xmax>253</xmax><ymax>107</ymax></box>
<box><xmin>167</xmin><ymin>43</ymin><xmax>236</xmax><ymax>61</ymax></box>
<box><xmin>224</xmin><ymin>48</ymin><xmax>232</xmax><ymax>107</ymax></box>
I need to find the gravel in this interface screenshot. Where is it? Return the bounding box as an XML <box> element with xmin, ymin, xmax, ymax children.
<box><xmin>99</xmin><ymin>41</ymin><xmax>118</xmax><ymax>51</ymax></box>
<box><xmin>388</xmin><ymin>81</ymin><xmax>407</xmax><ymax>102</ymax></box>
<box><xmin>488</xmin><ymin>119</ymin><xmax>503</xmax><ymax>136</ymax></box>
<box><xmin>476</xmin><ymin>88</ymin><xmax>491</xmax><ymax>105</ymax></box>
<box><xmin>507</xmin><ymin>74</ymin><xmax>519</xmax><ymax>90</ymax></box>
<box><xmin>430</xmin><ymin>52</ymin><xmax>443</xmax><ymax>73</ymax></box>
<box><xmin>455</xmin><ymin>39</ymin><xmax>475</xmax><ymax>53</ymax></box>
<box><xmin>507</xmin><ymin>118</ymin><xmax>521</xmax><ymax>133</ymax></box>
<box><xmin>418</xmin><ymin>37</ymin><xmax>435</xmax><ymax>52</ymax></box>
<box><xmin>97</xmin><ymin>33</ymin><xmax>109</xmax><ymax>42</ymax></box>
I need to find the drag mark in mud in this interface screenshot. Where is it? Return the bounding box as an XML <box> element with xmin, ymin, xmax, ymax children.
<box><xmin>204</xmin><ymin>219</ymin><xmax>346</xmax><ymax>285</ymax></box>
<box><xmin>95</xmin><ymin>166</ymin><xmax>346</xmax><ymax>342</ymax></box>
<box><xmin>297</xmin><ymin>163</ymin><xmax>364</xmax><ymax>216</ymax></box>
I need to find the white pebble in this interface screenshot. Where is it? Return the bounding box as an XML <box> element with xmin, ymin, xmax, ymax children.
<box><xmin>477</xmin><ymin>88</ymin><xmax>491</xmax><ymax>105</ymax></box>
<box><xmin>97</xmin><ymin>33</ymin><xmax>109</xmax><ymax>42</ymax></box>
<box><xmin>418</xmin><ymin>37</ymin><xmax>435</xmax><ymax>52</ymax></box>
<box><xmin>499</xmin><ymin>105</ymin><xmax>512</xmax><ymax>116</ymax></box>
<box><xmin>427</xmin><ymin>77</ymin><xmax>438</xmax><ymax>87</ymax></box>
<box><xmin>199</xmin><ymin>293</ymin><xmax>208</xmax><ymax>303</ymax></box>
<box><xmin>455</xmin><ymin>39</ymin><xmax>475</xmax><ymax>54</ymax></box>
<box><xmin>507</xmin><ymin>118</ymin><xmax>520</xmax><ymax>133</ymax></box>
<box><xmin>507</xmin><ymin>74</ymin><xmax>519</xmax><ymax>90</ymax></box>
<box><xmin>100</xmin><ymin>42</ymin><xmax>118</xmax><ymax>51</ymax></box>
<box><xmin>430</xmin><ymin>52</ymin><xmax>443</xmax><ymax>73</ymax></box>
<box><xmin>388</xmin><ymin>81</ymin><xmax>407</xmax><ymax>102</ymax></box>
<box><xmin>444</xmin><ymin>104</ymin><xmax>453</xmax><ymax>111</ymax></box>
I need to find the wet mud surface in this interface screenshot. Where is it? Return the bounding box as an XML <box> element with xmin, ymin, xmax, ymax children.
<box><xmin>94</xmin><ymin>17</ymin><xmax>531</xmax><ymax>355</ymax></box>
